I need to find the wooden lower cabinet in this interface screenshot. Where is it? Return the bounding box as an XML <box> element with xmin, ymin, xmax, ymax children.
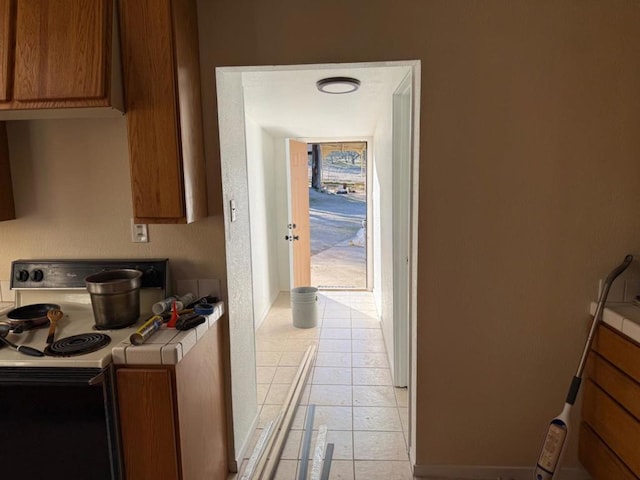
<box><xmin>579</xmin><ymin>422</ymin><xmax>636</xmax><ymax>480</ymax></box>
<box><xmin>116</xmin><ymin>321</ymin><xmax>228</xmax><ymax>480</ymax></box>
<box><xmin>117</xmin><ymin>368</ymin><xmax>180</xmax><ymax>479</ymax></box>
<box><xmin>579</xmin><ymin>324</ymin><xmax>640</xmax><ymax>480</ymax></box>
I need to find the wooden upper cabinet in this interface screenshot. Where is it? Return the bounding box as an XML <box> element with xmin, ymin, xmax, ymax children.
<box><xmin>0</xmin><ymin>0</ymin><xmax>14</xmax><ymax>103</ymax></box>
<box><xmin>14</xmin><ymin>0</ymin><xmax>108</xmax><ymax>101</ymax></box>
<box><xmin>0</xmin><ymin>0</ymin><xmax>123</xmax><ymax>116</ymax></box>
<box><xmin>119</xmin><ymin>0</ymin><xmax>207</xmax><ymax>223</ymax></box>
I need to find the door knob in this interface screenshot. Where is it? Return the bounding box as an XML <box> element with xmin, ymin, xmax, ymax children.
<box><xmin>285</xmin><ymin>235</ymin><xmax>300</xmax><ymax>241</ymax></box>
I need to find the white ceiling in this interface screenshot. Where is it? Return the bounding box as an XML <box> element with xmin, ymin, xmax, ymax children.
<box><xmin>241</xmin><ymin>64</ymin><xmax>411</xmax><ymax>139</ymax></box>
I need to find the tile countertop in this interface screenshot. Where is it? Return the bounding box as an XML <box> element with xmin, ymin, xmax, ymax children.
<box><xmin>589</xmin><ymin>301</ymin><xmax>640</xmax><ymax>344</ymax></box>
<box><xmin>112</xmin><ymin>302</ymin><xmax>224</xmax><ymax>366</ymax></box>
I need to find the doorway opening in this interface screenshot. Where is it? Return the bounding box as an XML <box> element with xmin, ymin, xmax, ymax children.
<box><xmin>309</xmin><ymin>141</ymin><xmax>368</xmax><ymax>290</ymax></box>
<box><xmin>216</xmin><ymin>61</ymin><xmax>420</xmax><ymax>471</ymax></box>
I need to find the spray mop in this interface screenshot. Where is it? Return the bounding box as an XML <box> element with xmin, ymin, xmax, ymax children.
<box><xmin>533</xmin><ymin>254</ymin><xmax>633</xmax><ymax>480</ymax></box>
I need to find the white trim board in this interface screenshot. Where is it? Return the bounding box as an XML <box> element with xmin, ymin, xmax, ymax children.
<box><xmin>230</xmin><ymin>411</ymin><xmax>261</xmax><ymax>473</ymax></box>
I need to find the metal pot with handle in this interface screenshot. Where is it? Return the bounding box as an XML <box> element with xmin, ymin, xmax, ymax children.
<box><xmin>85</xmin><ymin>269</ymin><xmax>142</xmax><ymax>329</ymax></box>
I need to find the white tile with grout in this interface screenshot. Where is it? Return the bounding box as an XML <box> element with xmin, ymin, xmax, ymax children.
<box><xmin>231</xmin><ymin>290</ymin><xmax>416</xmax><ymax>480</ymax></box>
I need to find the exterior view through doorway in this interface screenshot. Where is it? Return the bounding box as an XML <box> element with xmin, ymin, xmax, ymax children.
<box><xmin>308</xmin><ymin>141</ymin><xmax>368</xmax><ymax>290</ymax></box>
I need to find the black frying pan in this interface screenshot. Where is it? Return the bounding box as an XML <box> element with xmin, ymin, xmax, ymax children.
<box><xmin>5</xmin><ymin>303</ymin><xmax>60</xmax><ymax>334</ymax></box>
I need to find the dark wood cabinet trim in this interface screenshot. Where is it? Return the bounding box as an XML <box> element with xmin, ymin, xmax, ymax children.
<box><xmin>0</xmin><ymin>0</ymin><xmax>15</xmax><ymax>103</ymax></box>
<box><xmin>0</xmin><ymin>121</ymin><xmax>15</xmax><ymax>221</ymax></box>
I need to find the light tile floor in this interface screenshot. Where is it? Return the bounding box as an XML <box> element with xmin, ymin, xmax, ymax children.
<box><xmin>234</xmin><ymin>290</ymin><xmax>415</xmax><ymax>480</ymax></box>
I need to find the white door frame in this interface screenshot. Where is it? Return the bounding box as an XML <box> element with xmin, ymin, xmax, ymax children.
<box><xmin>392</xmin><ymin>72</ymin><xmax>413</xmax><ymax>388</ymax></box>
<box><xmin>300</xmin><ymin>136</ymin><xmax>373</xmax><ymax>291</ymax></box>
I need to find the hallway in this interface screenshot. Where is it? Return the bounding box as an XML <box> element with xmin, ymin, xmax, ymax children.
<box><xmin>239</xmin><ymin>290</ymin><xmax>413</xmax><ymax>480</ymax></box>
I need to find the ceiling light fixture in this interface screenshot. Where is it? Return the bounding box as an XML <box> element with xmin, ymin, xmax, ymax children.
<box><xmin>316</xmin><ymin>76</ymin><xmax>361</xmax><ymax>94</ymax></box>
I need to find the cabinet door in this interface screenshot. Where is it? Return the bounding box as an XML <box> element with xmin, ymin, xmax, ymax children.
<box><xmin>117</xmin><ymin>368</ymin><xmax>180</xmax><ymax>480</ymax></box>
<box><xmin>583</xmin><ymin>379</ymin><xmax>640</xmax><ymax>476</ymax></box>
<box><xmin>13</xmin><ymin>0</ymin><xmax>110</xmax><ymax>102</ymax></box>
<box><xmin>119</xmin><ymin>0</ymin><xmax>207</xmax><ymax>223</ymax></box>
<box><xmin>579</xmin><ymin>422</ymin><xmax>637</xmax><ymax>480</ymax></box>
<box><xmin>0</xmin><ymin>0</ymin><xmax>13</xmax><ymax>102</ymax></box>
<box><xmin>119</xmin><ymin>0</ymin><xmax>184</xmax><ymax>221</ymax></box>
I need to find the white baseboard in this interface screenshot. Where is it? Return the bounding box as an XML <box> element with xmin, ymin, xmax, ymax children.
<box><xmin>412</xmin><ymin>464</ymin><xmax>591</xmax><ymax>480</ymax></box>
<box><xmin>231</xmin><ymin>412</ymin><xmax>261</xmax><ymax>473</ymax></box>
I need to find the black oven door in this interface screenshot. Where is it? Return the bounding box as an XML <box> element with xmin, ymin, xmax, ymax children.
<box><xmin>0</xmin><ymin>365</ymin><xmax>122</xmax><ymax>480</ymax></box>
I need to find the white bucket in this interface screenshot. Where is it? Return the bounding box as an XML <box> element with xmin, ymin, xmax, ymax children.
<box><xmin>291</xmin><ymin>286</ymin><xmax>318</xmax><ymax>328</ymax></box>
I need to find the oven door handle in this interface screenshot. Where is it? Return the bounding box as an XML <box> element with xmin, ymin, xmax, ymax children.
<box><xmin>88</xmin><ymin>371</ymin><xmax>105</xmax><ymax>386</ymax></box>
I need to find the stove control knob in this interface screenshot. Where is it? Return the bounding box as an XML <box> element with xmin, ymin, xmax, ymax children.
<box><xmin>142</xmin><ymin>267</ymin><xmax>160</xmax><ymax>287</ymax></box>
<box><xmin>15</xmin><ymin>269</ymin><xmax>29</xmax><ymax>282</ymax></box>
<box><xmin>30</xmin><ymin>269</ymin><xmax>44</xmax><ymax>282</ymax></box>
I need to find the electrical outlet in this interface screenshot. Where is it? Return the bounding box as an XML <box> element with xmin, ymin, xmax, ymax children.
<box><xmin>131</xmin><ymin>220</ymin><xmax>149</xmax><ymax>243</ymax></box>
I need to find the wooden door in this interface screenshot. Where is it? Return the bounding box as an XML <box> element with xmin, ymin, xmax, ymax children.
<box><xmin>13</xmin><ymin>0</ymin><xmax>110</xmax><ymax>101</ymax></box>
<box><xmin>288</xmin><ymin>139</ymin><xmax>311</xmax><ymax>287</ymax></box>
<box><xmin>0</xmin><ymin>0</ymin><xmax>14</xmax><ymax>102</ymax></box>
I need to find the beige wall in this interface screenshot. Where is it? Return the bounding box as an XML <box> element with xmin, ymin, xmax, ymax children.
<box><xmin>1</xmin><ymin>118</ymin><xmax>226</xmax><ymax>289</ymax></box>
<box><xmin>198</xmin><ymin>0</ymin><xmax>640</xmax><ymax>470</ymax></box>
<box><xmin>1</xmin><ymin>0</ymin><xmax>639</xmax><ymax>472</ymax></box>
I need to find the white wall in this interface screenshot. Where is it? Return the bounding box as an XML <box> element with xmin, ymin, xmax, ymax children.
<box><xmin>372</xmin><ymin>164</ymin><xmax>382</xmax><ymax>311</ymax></box>
<box><xmin>274</xmin><ymin>138</ymin><xmax>291</xmax><ymax>291</ymax></box>
<box><xmin>372</xmin><ymin>96</ymin><xmax>396</xmax><ymax>379</ymax></box>
<box><xmin>216</xmin><ymin>70</ymin><xmax>258</xmax><ymax>465</ymax></box>
<box><xmin>245</xmin><ymin>118</ymin><xmax>281</xmax><ymax>328</ymax></box>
